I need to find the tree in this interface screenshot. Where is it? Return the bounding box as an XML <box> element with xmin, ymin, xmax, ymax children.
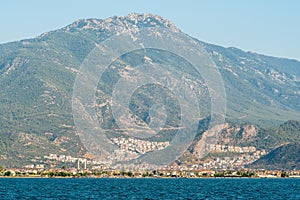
<box><xmin>281</xmin><ymin>171</ymin><xmax>289</xmax><ymax>178</ymax></box>
<box><xmin>214</xmin><ymin>173</ymin><xmax>223</xmax><ymax>177</ymax></box>
<box><xmin>82</xmin><ymin>172</ymin><xmax>88</xmax><ymax>177</ymax></box>
<box><xmin>49</xmin><ymin>172</ymin><xmax>55</xmax><ymax>177</ymax></box>
<box><xmin>4</xmin><ymin>171</ymin><xmax>11</xmax><ymax>176</ymax></box>
<box><xmin>127</xmin><ymin>171</ymin><xmax>133</xmax><ymax>177</ymax></box>
<box><xmin>121</xmin><ymin>171</ymin><xmax>126</xmax><ymax>176</ymax></box>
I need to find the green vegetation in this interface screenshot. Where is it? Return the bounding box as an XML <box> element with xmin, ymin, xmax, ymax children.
<box><xmin>0</xmin><ymin>167</ymin><xmax>297</xmax><ymax>178</ymax></box>
<box><xmin>0</xmin><ymin>15</ymin><xmax>299</xmax><ymax>168</ymax></box>
<box><xmin>281</xmin><ymin>171</ymin><xmax>289</xmax><ymax>178</ymax></box>
<box><xmin>250</xmin><ymin>142</ymin><xmax>300</xmax><ymax>170</ymax></box>
<box><xmin>4</xmin><ymin>171</ymin><xmax>11</xmax><ymax>176</ymax></box>
<box><xmin>216</xmin><ymin>120</ymin><xmax>300</xmax><ymax>151</ymax></box>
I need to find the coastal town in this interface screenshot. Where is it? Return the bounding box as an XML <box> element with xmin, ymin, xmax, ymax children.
<box><xmin>0</xmin><ymin>140</ymin><xmax>299</xmax><ymax>179</ymax></box>
<box><xmin>0</xmin><ymin>137</ymin><xmax>269</xmax><ymax>171</ymax></box>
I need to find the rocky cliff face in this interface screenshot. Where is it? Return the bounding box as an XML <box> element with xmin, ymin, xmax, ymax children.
<box><xmin>63</xmin><ymin>13</ymin><xmax>181</xmax><ymax>34</ymax></box>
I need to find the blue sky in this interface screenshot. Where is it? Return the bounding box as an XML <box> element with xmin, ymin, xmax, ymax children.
<box><xmin>1</xmin><ymin>0</ymin><xmax>299</xmax><ymax>60</ymax></box>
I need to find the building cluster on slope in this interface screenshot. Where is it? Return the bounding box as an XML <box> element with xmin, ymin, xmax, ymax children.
<box><xmin>201</xmin><ymin>155</ymin><xmax>260</xmax><ymax>170</ymax></box>
<box><xmin>111</xmin><ymin>137</ymin><xmax>169</xmax><ymax>154</ymax></box>
<box><xmin>197</xmin><ymin>144</ymin><xmax>268</xmax><ymax>170</ymax></box>
<box><xmin>206</xmin><ymin>144</ymin><xmax>258</xmax><ymax>153</ymax></box>
<box><xmin>44</xmin><ymin>154</ymin><xmax>83</xmax><ymax>163</ymax></box>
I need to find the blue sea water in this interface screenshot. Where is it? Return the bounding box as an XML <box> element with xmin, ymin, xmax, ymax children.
<box><xmin>0</xmin><ymin>178</ymin><xmax>299</xmax><ymax>199</ymax></box>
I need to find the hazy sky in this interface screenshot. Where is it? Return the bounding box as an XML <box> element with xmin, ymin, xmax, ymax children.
<box><xmin>1</xmin><ymin>0</ymin><xmax>299</xmax><ymax>60</ymax></box>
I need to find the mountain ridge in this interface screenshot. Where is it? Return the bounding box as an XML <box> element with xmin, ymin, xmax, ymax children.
<box><xmin>0</xmin><ymin>13</ymin><xmax>299</xmax><ymax>168</ymax></box>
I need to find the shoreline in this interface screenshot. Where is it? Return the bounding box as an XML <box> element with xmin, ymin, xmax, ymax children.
<box><xmin>1</xmin><ymin>176</ymin><xmax>300</xmax><ymax>179</ymax></box>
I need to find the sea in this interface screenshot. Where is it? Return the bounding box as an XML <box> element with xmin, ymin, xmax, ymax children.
<box><xmin>0</xmin><ymin>178</ymin><xmax>299</xmax><ymax>199</ymax></box>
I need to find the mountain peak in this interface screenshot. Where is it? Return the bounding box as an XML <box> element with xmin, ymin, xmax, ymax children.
<box><xmin>64</xmin><ymin>13</ymin><xmax>180</xmax><ymax>33</ymax></box>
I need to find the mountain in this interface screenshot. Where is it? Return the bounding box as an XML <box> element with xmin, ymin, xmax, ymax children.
<box><xmin>249</xmin><ymin>142</ymin><xmax>300</xmax><ymax>170</ymax></box>
<box><xmin>176</xmin><ymin>120</ymin><xmax>300</xmax><ymax>168</ymax></box>
<box><xmin>218</xmin><ymin>120</ymin><xmax>300</xmax><ymax>150</ymax></box>
<box><xmin>0</xmin><ymin>13</ymin><xmax>299</xmax><ymax>167</ymax></box>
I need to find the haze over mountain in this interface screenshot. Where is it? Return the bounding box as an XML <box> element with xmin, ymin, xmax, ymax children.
<box><xmin>0</xmin><ymin>13</ymin><xmax>299</xmax><ymax>167</ymax></box>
